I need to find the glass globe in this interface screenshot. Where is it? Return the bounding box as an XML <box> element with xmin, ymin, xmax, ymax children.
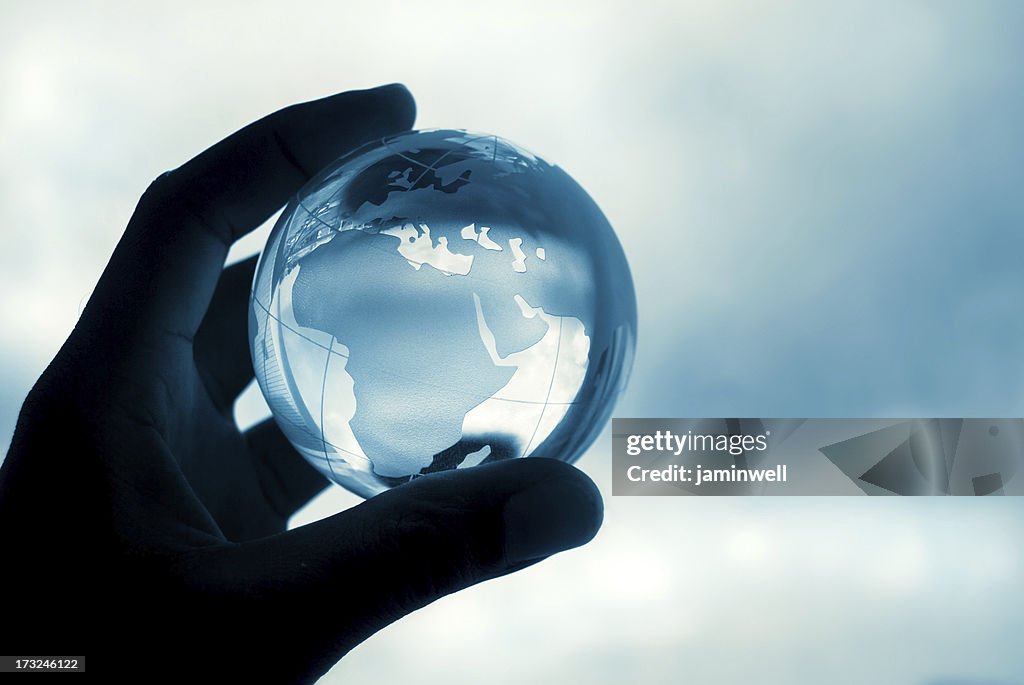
<box><xmin>249</xmin><ymin>129</ymin><xmax>635</xmax><ymax>498</ymax></box>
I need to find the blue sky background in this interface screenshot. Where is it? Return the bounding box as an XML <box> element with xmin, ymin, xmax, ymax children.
<box><xmin>2</xmin><ymin>2</ymin><xmax>1023</xmax><ymax>683</ymax></box>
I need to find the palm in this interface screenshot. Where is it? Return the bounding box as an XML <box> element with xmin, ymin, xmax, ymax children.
<box><xmin>178</xmin><ymin>261</ymin><xmax>325</xmax><ymax>541</ymax></box>
<box><xmin>179</xmin><ymin>394</ymin><xmax>289</xmax><ymax>540</ymax></box>
<box><xmin>175</xmin><ymin>368</ymin><xmax>296</xmax><ymax>541</ymax></box>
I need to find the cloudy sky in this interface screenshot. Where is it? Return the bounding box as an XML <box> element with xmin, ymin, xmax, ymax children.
<box><xmin>2</xmin><ymin>1</ymin><xmax>1023</xmax><ymax>683</ymax></box>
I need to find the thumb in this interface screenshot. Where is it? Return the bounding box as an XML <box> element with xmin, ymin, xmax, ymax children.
<box><xmin>172</xmin><ymin>458</ymin><xmax>602</xmax><ymax>682</ymax></box>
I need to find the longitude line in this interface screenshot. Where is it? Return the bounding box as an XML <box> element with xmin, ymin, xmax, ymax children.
<box><xmin>319</xmin><ymin>335</ymin><xmax>337</xmax><ymax>479</ymax></box>
<box><xmin>522</xmin><ymin>317</ymin><xmax>563</xmax><ymax>457</ymax></box>
<box><xmin>252</xmin><ymin>297</ymin><xmax>349</xmax><ymax>358</ymax></box>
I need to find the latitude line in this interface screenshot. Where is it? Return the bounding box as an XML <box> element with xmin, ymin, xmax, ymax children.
<box><xmin>287</xmin><ymin>204</ymin><xmax>540</xmax><ymax>289</ymax></box>
<box><xmin>252</xmin><ymin>296</ymin><xmax>350</xmax><ymax>358</ymax></box>
<box><xmin>253</xmin><ymin>294</ymin><xmax>580</xmax><ymax>407</ymax></box>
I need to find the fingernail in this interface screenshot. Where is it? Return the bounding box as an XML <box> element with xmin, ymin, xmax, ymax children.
<box><xmin>502</xmin><ymin>476</ymin><xmax>603</xmax><ymax>564</ymax></box>
<box><xmin>369</xmin><ymin>82</ymin><xmax>412</xmax><ymax>103</ymax></box>
<box><xmin>367</xmin><ymin>83</ymin><xmax>416</xmax><ymax>128</ymax></box>
<box><xmin>373</xmin><ymin>82</ymin><xmax>407</xmax><ymax>93</ymax></box>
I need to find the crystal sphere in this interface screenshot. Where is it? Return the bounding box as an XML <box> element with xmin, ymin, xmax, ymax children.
<box><xmin>249</xmin><ymin>129</ymin><xmax>636</xmax><ymax>498</ymax></box>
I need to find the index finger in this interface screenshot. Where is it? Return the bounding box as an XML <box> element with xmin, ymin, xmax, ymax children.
<box><xmin>79</xmin><ymin>84</ymin><xmax>415</xmax><ymax>351</ymax></box>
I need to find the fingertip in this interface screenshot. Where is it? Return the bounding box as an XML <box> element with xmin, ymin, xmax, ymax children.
<box><xmin>350</xmin><ymin>456</ymin><xmax>603</xmax><ymax>574</ymax></box>
<box><xmin>275</xmin><ymin>84</ymin><xmax>417</xmax><ymax>178</ymax></box>
<box><xmin>372</xmin><ymin>83</ymin><xmax>417</xmax><ymax>130</ymax></box>
<box><xmin>336</xmin><ymin>82</ymin><xmax>416</xmax><ymax>134</ymax></box>
<box><xmin>501</xmin><ymin>459</ymin><xmax>604</xmax><ymax>565</ymax></box>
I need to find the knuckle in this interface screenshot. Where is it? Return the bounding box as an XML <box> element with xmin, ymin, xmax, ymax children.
<box><xmin>134</xmin><ymin>166</ymin><xmax>232</xmax><ymax>244</ymax></box>
<box><xmin>131</xmin><ymin>168</ymin><xmax>233</xmax><ymax>245</ymax></box>
<box><xmin>139</xmin><ymin>169</ymin><xmax>181</xmax><ymax>208</ymax></box>
<box><xmin>128</xmin><ymin>170</ymin><xmax>185</xmax><ymax>233</ymax></box>
<box><xmin>384</xmin><ymin>503</ymin><xmax>448</xmax><ymax>554</ymax></box>
<box><xmin>379</xmin><ymin>495</ymin><xmax>497</xmax><ymax>585</ymax></box>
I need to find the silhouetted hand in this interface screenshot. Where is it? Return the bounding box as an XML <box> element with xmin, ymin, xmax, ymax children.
<box><xmin>0</xmin><ymin>85</ymin><xmax>603</xmax><ymax>683</ymax></box>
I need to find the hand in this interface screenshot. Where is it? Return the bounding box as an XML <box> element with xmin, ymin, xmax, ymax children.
<box><xmin>0</xmin><ymin>85</ymin><xmax>603</xmax><ymax>683</ymax></box>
